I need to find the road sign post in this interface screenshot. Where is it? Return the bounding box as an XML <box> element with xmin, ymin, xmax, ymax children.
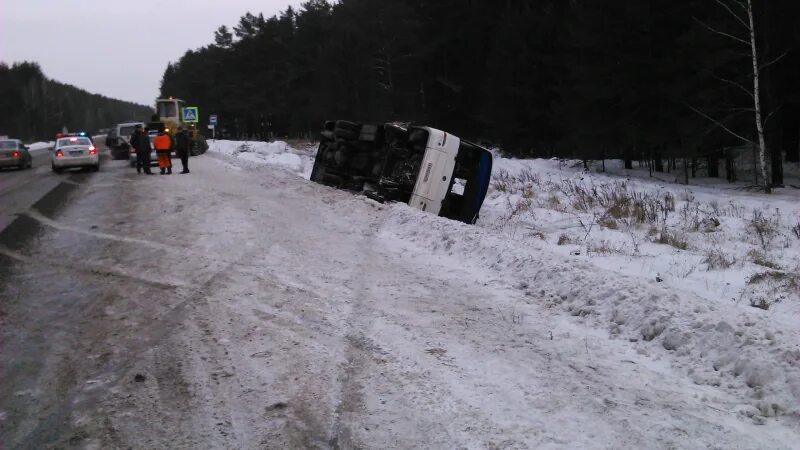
<box><xmin>208</xmin><ymin>114</ymin><xmax>218</xmax><ymax>139</ymax></box>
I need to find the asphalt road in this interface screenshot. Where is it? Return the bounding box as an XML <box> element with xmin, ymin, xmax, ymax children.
<box><xmin>0</xmin><ymin>141</ymin><xmax>133</xmax><ymax>448</ymax></box>
<box><xmin>0</xmin><ymin>146</ymin><xmax>62</xmax><ymax>231</ymax></box>
<box><xmin>0</xmin><ymin>149</ymin><xmax>305</xmax><ymax>449</ymax></box>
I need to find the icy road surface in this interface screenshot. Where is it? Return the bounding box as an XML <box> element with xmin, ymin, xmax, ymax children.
<box><xmin>0</xmin><ymin>153</ymin><xmax>797</xmax><ymax>449</ymax></box>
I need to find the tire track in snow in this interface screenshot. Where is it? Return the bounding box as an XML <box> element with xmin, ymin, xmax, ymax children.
<box><xmin>0</xmin><ymin>244</ymin><xmax>186</xmax><ymax>291</ymax></box>
<box><xmin>325</xmin><ymin>219</ymin><xmax>384</xmax><ymax>449</ymax></box>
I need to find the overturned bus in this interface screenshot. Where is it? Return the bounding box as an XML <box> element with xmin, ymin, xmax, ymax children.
<box><xmin>310</xmin><ymin>120</ymin><xmax>493</xmax><ymax>224</ymax></box>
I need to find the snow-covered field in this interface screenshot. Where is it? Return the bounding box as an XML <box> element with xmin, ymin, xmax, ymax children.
<box><xmin>207</xmin><ymin>139</ymin><xmax>800</xmax><ymax>441</ymax></box>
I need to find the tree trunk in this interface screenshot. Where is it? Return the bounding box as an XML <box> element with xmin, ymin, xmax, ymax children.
<box><xmin>654</xmin><ymin>149</ymin><xmax>664</xmax><ymax>172</ymax></box>
<box><xmin>624</xmin><ymin>159</ymin><xmax>633</xmax><ymax>169</ymax></box>
<box><xmin>419</xmin><ymin>82</ymin><xmax>426</xmax><ymax>111</ymax></box>
<box><xmin>771</xmin><ymin>149</ymin><xmax>784</xmax><ymax>186</ymax></box>
<box><xmin>691</xmin><ymin>159</ymin><xmax>697</xmax><ymax>178</ymax></box>
<box><xmin>708</xmin><ymin>153</ymin><xmax>719</xmax><ymax>178</ymax></box>
<box><xmin>747</xmin><ymin>0</ymin><xmax>770</xmax><ymax>193</ymax></box>
<box><xmin>600</xmin><ymin>148</ymin><xmax>605</xmax><ymax>172</ymax></box>
<box><xmin>725</xmin><ymin>148</ymin><xmax>737</xmax><ymax>182</ymax></box>
<box><xmin>782</xmin><ymin>103</ymin><xmax>800</xmax><ymax>162</ymax></box>
<box><xmin>683</xmin><ymin>158</ymin><xmax>689</xmax><ymax>185</ymax></box>
<box><xmin>753</xmin><ymin>144</ymin><xmax>759</xmax><ymax>185</ymax></box>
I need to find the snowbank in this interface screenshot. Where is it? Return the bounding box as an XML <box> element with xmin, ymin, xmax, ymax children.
<box><xmin>381</xmin><ymin>199</ymin><xmax>800</xmax><ymax>424</ymax></box>
<box><xmin>28</xmin><ymin>141</ymin><xmax>54</xmax><ymax>151</ymax></box>
<box><xmin>377</xmin><ymin>154</ymin><xmax>800</xmax><ymax>423</ymax></box>
<box><xmin>207</xmin><ymin>140</ymin><xmax>315</xmax><ymax>178</ymax></box>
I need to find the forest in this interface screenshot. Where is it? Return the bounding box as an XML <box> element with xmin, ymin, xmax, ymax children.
<box><xmin>160</xmin><ymin>0</ymin><xmax>800</xmax><ymax>188</ymax></box>
<box><xmin>0</xmin><ymin>62</ymin><xmax>153</xmax><ymax>142</ymax></box>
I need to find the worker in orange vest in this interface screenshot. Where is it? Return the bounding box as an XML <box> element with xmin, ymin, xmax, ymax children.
<box><xmin>153</xmin><ymin>129</ymin><xmax>173</xmax><ymax>175</ymax></box>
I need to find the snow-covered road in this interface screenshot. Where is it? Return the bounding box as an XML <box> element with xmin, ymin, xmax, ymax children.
<box><xmin>0</xmin><ymin>152</ymin><xmax>797</xmax><ymax>448</ymax></box>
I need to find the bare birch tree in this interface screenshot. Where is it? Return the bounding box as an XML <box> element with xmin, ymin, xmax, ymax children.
<box><xmin>695</xmin><ymin>0</ymin><xmax>775</xmax><ymax>193</ymax></box>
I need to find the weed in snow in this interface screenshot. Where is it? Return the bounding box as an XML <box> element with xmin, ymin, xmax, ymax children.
<box><xmin>747</xmin><ymin>249</ymin><xmax>781</xmax><ymax>270</ymax></box>
<box><xmin>743</xmin><ymin>270</ymin><xmax>800</xmax><ymax>310</ymax></box>
<box><xmin>747</xmin><ymin>210</ymin><xmax>780</xmax><ymax>251</ymax></box>
<box><xmin>654</xmin><ymin>228</ymin><xmax>689</xmax><ymax>250</ymax></box>
<box><xmin>703</xmin><ymin>247</ymin><xmax>736</xmax><ymax>270</ymax></box>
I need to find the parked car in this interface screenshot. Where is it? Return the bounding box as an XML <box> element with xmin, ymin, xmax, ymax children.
<box><xmin>51</xmin><ymin>136</ymin><xmax>99</xmax><ymax>173</ymax></box>
<box><xmin>310</xmin><ymin>120</ymin><xmax>493</xmax><ymax>224</ymax></box>
<box><xmin>0</xmin><ymin>139</ymin><xmax>33</xmax><ymax>170</ymax></box>
<box><xmin>107</xmin><ymin>121</ymin><xmax>144</xmax><ymax>159</ymax></box>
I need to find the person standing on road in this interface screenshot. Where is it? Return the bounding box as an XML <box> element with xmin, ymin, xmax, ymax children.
<box><xmin>153</xmin><ymin>129</ymin><xmax>173</xmax><ymax>175</ymax></box>
<box><xmin>129</xmin><ymin>125</ymin><xmax>153</xmax><ymax>175</ymax></box>
<box><xmin>175</xmin><ymin>126</ymin><xmax>191</xmax><ymax>174</ymax></box>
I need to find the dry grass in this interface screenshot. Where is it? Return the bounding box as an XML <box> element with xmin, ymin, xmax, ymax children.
<box><xmin>528</xmin><ymin>230</ymin><xmax>546</xmax><ymax>240</ymax></box>
<box><xmin>747</xmin><ymin>270</ymin><xmax>798</xmax><ymax>287</ymax></box>
<box><xmin>599</xmin><ymin>216</ymin><xmax>618</xmax><ymax>230</ymax></box>
<box><xmin>703</xmin><ymin>248</ymin><xmax>736</xmax><ymax>270</ymax></box>
<box><xmin>747</xmin><ymin>249</ymin><xmax>781</xmax><ymax>270</ymax></box>
<box><xmin>558</xmin><ymin>180</ymin><xmax>666</xmax><ymax>225</ymax></box>
<box><xmin>747</xmin><ymin>210</ymin><xmax>780</xmax><ymax>250</ymax></box>
<box><xmin>654</xmin><ymin>228</ymin><xmax>689</xmax><ymax>250</ymax></box>
<box><xmin>547</xmin><ymin>193</ymin><xmax>562</xmax><ymax>210</ymax></box>
<box><xmin>588</xmin><ymin>240</ymin><xmax>624</xmax><ymax>255</ymax></box>
<box><xmin>490</xmin><ymin>167</ymin><xmax>796</xmax><ymax>281</ymax></box>
<box><xmin>499</xmin><ymin>198</ymin><xmax>532</xmax><ymax>227</ymax></box>
<box><xmin>492</xmin><ymin>168</ymin><xmax>542</xmax><ymax>195</ymax></box>
<box><xmin>493</xmin><ymin>171</ymin><xmax>679</xmax><ymax>227</ymax></box>
<box><xmin>745</xmin><ymin>270</ymin><xmax>800</xmax><ymax>310</ymax></box>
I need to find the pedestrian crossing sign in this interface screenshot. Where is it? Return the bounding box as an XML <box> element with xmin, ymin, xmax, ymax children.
<box><xmin>182</xmin><ymin>107</ymin><xmax>199</xmax><ymax>123</ymax></box>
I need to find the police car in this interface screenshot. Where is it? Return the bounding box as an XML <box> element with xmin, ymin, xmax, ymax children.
<box><xmin>56</xmin><ymin>132</ymin><xmax>94</xmax><ymax>144</ymax></box>
<box><xmin>51</xmin><ymin>135</ymin><xmax>99</xmax><ymax>173</ymax></box>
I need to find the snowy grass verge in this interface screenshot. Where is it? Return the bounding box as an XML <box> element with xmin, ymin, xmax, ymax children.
<box><xmin>484</xmin><ymin>158</ymin><xmax>800</xmax><ymax>316</ymax></box>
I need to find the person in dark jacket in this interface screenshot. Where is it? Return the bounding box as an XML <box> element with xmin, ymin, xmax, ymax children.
<box><xmin>129</xmin><ymin>125</ymin><xmax>153</xmax><ymax>174</ymax></box>
<box><xmin>175</xmin><ymin>126</ymin><xmax>191</xmax><ymax>174</ymax></box>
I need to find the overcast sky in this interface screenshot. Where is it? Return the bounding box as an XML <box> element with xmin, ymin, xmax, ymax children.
<box><xmin>1</xmin><ymin>0</ymin><xmax>299</xmax><ymax>106</ymax></box>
